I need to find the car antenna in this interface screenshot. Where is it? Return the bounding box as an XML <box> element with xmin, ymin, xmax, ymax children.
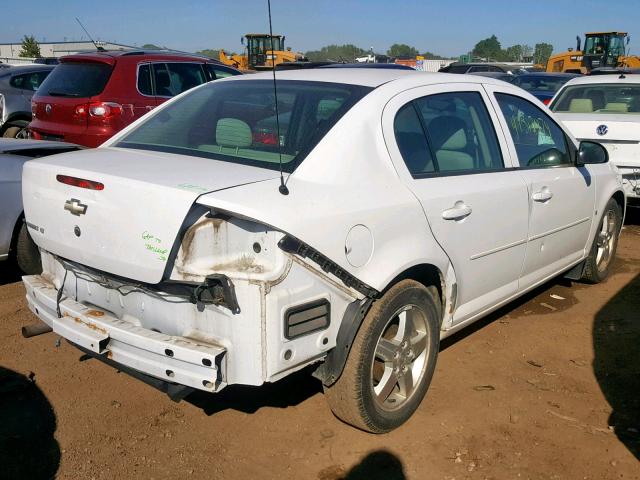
<box><xmin>267</xmin><ymin>0</ymin><xmax>289</xmax><ymax>195</ymax></box>
<box><xmin>75</xmin><ymin>17</ymin><xmax>105</xmax><ymax>52</ymax></box>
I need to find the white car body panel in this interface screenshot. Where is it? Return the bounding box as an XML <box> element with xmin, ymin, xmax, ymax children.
<box><xmin>550</xmin><ymin>74</ymin><xmax>640</xmax><ymax>198</ymax></box>
<box><xmin>20</xmin><ymin>70</ymin><xmax>625</xmax><ymax>396</ymax></box>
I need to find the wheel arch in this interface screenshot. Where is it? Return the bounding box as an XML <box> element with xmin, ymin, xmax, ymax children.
<box><xmin>314</xmin><ymin>262</ymin><xmax>448</xmax><ymax>387</ymax></box>
<box><xmin>8</xmin><ymin>211</ymin><xmax>25</xmax><ymax>259</ymax></box>
<box><xmin>611</xmin><ymin>189</ymin><xmax>626</xmax><ymax>225</ymax></box>
<box><xmin>1</xmin><ymin>113</ymin><xmax>31</xmax><ymax>135</ymax></box>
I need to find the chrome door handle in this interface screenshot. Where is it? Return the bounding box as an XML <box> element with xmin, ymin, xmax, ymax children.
<box><xmin>442</xmin><ymin>202</ymin><xmax>472</xmax><ymax>221</ymax></box>
<box><xmin>532</xmin><ymin>189</ymin><xmax>553</xmax><ymax>202</ymax></box>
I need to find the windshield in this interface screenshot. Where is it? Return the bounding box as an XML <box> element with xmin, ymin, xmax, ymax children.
<box><xmin>551</xmin><ymin>84</ymin><xmax>640</xmax><ymax>114</ymax></box>
<box><xmin>116</xmin><ymin>79</ymin><xmax>372</xmax><ymax>172</ymax></box>
<box><xmin>37</xmin><ymin>62</ymin><xmax>112</xmax><ymax>97</ymax></box>
<box><xmin>512</xmin><ymin>75</ymin><xmax>573</xmax><ymax>93</ymax></box>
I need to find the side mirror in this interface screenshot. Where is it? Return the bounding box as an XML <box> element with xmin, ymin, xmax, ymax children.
<box><xmin>577</xmin><ymin>141</ymin><xmax>608</xmax><ymax>166</ymax></box>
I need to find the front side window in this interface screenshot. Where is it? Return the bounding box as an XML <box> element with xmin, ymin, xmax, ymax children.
<box><xmin>116</xmin><ymin>80</ymin><xmax>371</xmax><ymax>172</ymax></box>
<box><xmin>551</xmin><ymin>84</ymin><xmax>640</xmax><ymax>114</ymax></box>
<box><xmin>206</xmin><ymin>64</ymin><xmax>239</xmax><ymax>80</ymax></box>
<box><xmin>496</xmin><ymin>93</ymin><xmax>571</xmax><ymax>168</ymax></box>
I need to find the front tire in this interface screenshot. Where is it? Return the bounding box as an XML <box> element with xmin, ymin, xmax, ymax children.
<box><xmin>582</xmin><ymin>198</ymin><xmax>622</xmax><ymax>283</ymax></box>
<box><xmin>323</xmin><ymin>280</ymin><xmax>440</xmax><ymax>433</ymax></box>
<box><xmin>15</xmin><ymin>224</ymin><xmax>42</xmax><ymax>275</ymax></box>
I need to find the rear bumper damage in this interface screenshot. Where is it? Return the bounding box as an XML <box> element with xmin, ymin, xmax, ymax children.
<box><xmin>24</xmin><ymin>245</ymin><xmax>360</xmax><ymax>394</ymax></box>
<box><xmin>23</xmin><ymin>274</ymin><xmax>227</xmax><ymax>392</ymax></box>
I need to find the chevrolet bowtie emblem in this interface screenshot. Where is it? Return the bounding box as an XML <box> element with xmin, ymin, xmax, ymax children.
<box><xmin>64</xmin><ymin>198</ymin><xmax>88</xmax><ymax>216</ymax></box>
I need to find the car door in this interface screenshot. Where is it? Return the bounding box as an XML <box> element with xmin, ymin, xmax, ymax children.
<box><xmin>383</xmin><ymin>83</ymin><xmax>530</xmax><ymax>324</ymax></box>
<box><xmin>484</xmin><ymin>86</ymin><xmax>596</xmax><ymax>289</ymax></box>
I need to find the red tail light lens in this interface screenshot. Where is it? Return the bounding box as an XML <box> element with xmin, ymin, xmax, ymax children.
<box><xmin>56</xmin><ymin>174</ymin><xmax>104</xmax><ymax>191</ymax></box>
<box><xmin>543</xmin><ymin>98</ymin><xmax>552</xmax><ymax>106</ymax></box>
<box><xmin>88</xmin><ymin>102</ymin><xmax>123</xmax><ymax>118</ymax></box>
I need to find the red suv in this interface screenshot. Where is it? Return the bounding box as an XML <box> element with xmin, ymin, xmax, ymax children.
<box><xmin>29</xmin><ymin>50</ymin><xmax>240</xmax><ymax>147</ymax></box>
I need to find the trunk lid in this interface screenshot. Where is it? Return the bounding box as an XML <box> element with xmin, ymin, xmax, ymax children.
<box><xmin>556</xmin><ymin>113</ymin><xmax>640</xmax><ymax>167</ymax></box>
<box><xmin>22</xmin><ymin>147</ymin><xmax>279</xmax><ymax>284</ymax></box>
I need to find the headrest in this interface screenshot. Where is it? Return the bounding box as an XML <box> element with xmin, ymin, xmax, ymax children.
<box><xmin>428</xmin><ymin>116</ymin><xmax>467</xmax><ymax>150</ymax></box>
<box><xmin>216</xmin><ymin>118</ymin><xmax>252</xmax><ymax>148</ymax></box>
<box><xmin>156</xmin><ymin>70</ymin><xmax>171</xmax><ymax>88</ymax></box>
<box><xmin>603</xmin><ymin>102</ymin><xmax>628</xmax><ymax>112</ymax></box>
<box><xmin>317</xmin><ymin>99</ymin><xmax>342</xmax><ymax>120</ymax></box>
<box><xmin>569</xmin><ymin>98</ymin><xmax>593</xmax><ymax>113</ymax></box>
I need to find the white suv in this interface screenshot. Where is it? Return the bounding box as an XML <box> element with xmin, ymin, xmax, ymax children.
<box><xmin>21</xmin><ymin>69</ymin><xmax>625</xmax><ymax>432</ymax></box>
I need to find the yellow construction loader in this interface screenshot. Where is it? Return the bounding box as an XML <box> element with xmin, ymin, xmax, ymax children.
<box><xmin>547</xmin><ymin>32</ymin><xmax>640</xmax><ymax>73</ymax></box>
<box><xmin>219</xmin><ymin>34</ymin><xmax>306</xmax><ymax>71</ymax></box>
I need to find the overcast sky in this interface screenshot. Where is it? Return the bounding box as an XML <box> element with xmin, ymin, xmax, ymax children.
<box><xmin>2</xmin><ymin>0</ymin><xmax>639</xmax><ymax>57</ymax></box>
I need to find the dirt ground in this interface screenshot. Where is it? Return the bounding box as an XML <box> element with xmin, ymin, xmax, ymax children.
<box><xmin>1</xmin><ymin>217</ymin><xmax>639</xmax><ymax>480</ymax></box>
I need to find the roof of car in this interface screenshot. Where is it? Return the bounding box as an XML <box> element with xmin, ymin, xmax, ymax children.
<box><xmin>560</xmin><ymin>74</ymin><xmax>640</xmax><ymax>87</ymax></box>
<box><xmin>230</xmin><ymin>68</ymin><xmax>511</xmax><ymax>88</ymax></box>
<box><xmin>60</xmin><ymin>49</ymin><xmax>223</xmax><ymax>64</ymax></box>
<box><xmin>517</xmin><ymin>72</ymin><xmax>581</xmax><ymax>78</ymax></box>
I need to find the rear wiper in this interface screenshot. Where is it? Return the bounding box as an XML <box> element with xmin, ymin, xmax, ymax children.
<box><xmin>48</xmin><ymin>91</ymin><xmax>80</xmax><ymax>97</ymax></box>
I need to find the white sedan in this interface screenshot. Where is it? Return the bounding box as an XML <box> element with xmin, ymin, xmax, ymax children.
<box><xmin>21</xmin><ymin>69</ymin><xmax>624</xmax><ymax>432</ymax></box>
<box><xmin>550</xmin><ymin>73</ymin><xmax>640</xmax><ymax>203</ymax></box>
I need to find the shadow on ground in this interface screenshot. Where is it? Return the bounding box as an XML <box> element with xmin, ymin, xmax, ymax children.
<box><xmin>0</xmin><ymin>367</ymin><xmax>60</xmax><ymax>480</ymax></box>
<box><xmin>318</xmin><ymin>450</ymin><xmax>406</xmax><ymax>480</ymax></box>
<box><xmin>0</xmin><ymin>259</ymin><xmax>21</xmax><ymax>287</ymax></box>
<box><xmin>186</xmin><ymin>365</ymin><xmax>323</xmax><ymax>416</ymax></box>
<box><xmin>593</xmin><ymin>272</ymin><xmax>640</xmax><ymax>460</ymax></box>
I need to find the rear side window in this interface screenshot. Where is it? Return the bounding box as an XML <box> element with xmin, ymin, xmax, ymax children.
<box><xmin>394</xmin><ymin>92</ymin><xmax>503</xmax><ymax>175</ymax></box>
<box><xmin>37</xmin><ymin>62</ymin><xmax>112</xmax><ymax>97</ymax></box>
<box><xmin>10</xmin><ymin>71</ymin><xmax>50</xmax><ymax>91</ymax></box>
<box><xmin>117</xmin><ymin>80</ymin><xmax>371</xmax><ymax>172</ymax></box>
<box><xmin>393</xmin><ymin>104</ymin><xmax>435</xmax><ymax>174</ymax></box>
<box><xmin>137</xmin><ymin>64</ymin><xmax>153</xmax><ymax>95</ymax></box>
<box><xmin>154</xmin><ymin>63</ymin><xmax>207</xmax><ymax>97</ymax></box>
<box><xmin>496</xmin><ymin>93</ymin><xmax>571</xmax><ymax>167</ymax></box>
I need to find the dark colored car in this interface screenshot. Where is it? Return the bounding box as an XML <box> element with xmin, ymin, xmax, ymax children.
<box><xmin>29</xmin><ymin>50</ymin><xmax>241</xmax><ymax>147</ymax></box>
<box><xmin>0</xmin><ymin>65</ymin><xmax>55</xmax><ymax>138</ymax></box>
<box><xmin>467</xmin><ymin>71</ymin><xmax>516</xmax><ymax>82</ymax></box>
<box><xmin>439</xmin><ymin>62</ymin><xmax>527</xmax><ymax>75</ymax></box>
<box><xmin>510</xmin><ymin>73</ymin><xmax>580</xmax><ymax>105</ymax></box>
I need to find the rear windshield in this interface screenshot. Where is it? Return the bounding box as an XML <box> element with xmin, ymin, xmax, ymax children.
<box><xmin>38</xmin><ymin>62</ymin><xmax>113</xmax><ymax>98</ymax></box>
<box><xmin>116</xmin><ymin>79</ymin><xmax>372</xmax><ymax>172</ymax></box>
<box><xmin>551</xmin><ymin>83</ymin><xmax>640</xmax><ymax>114</ymax></box>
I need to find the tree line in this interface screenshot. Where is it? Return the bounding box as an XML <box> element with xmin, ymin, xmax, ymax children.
<box><xmin>471</xmin><ymin>35</ymin><xmax>553</xmax><ymax>65</ymax></box>
<box><xmin>14</xmin><ymin>34</ymin><xmax>556</xmax><ymax>66</ymax></box>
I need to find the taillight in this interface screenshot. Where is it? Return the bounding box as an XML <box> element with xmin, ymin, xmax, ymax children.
<box><xmin>88</xmin><ymin>102</ymin><xmax>123</xmax><ymax>118</ymax></box>
<box><xmin>543</xmin><ymin>98</ymin><xmax>552</xmax><ymax>106</ymax></box>
<box><xmin>30</xmin><ymin>100</ymin><xmax>36</xmax><ymax>118</ymax></box>
<box><xmin>56</xmin><ymin>174</ymin><xmax>104</xmax><ymax>191</ymax></box>
<box><xmin>253</xmin><ymin>130</ymin><xmax>279</xmax><ymax>145</ymax></box>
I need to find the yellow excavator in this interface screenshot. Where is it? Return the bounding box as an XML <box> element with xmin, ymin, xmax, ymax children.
<box><xmin>547</xmin><ymin>31</ymin><xmax>640</xmax><ymax>73</ymax></box>
<box><xmin>219</xmin><ymin>34</ymin><xmax>306</xmax><ymax>71</ymax></box>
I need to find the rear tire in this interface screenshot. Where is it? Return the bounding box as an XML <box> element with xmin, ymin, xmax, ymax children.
<box><xmin>581</xmin><ymin>198</ymin><xmax>621</xmax><ymax>283</ymax></box>
<box><xmin>16</xmin><ymin>224</ymin><xmax>42</xmax><ymax>275</ymax></box>
<box><xmin>323</xmin><ymin>280</ymin><xmax>440</xmax><ymax>433</ymax></box>
<box><xmin>2</xmin><ymin>126</ymin><xmax>27</xmax><ymax>139</ymax></box>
